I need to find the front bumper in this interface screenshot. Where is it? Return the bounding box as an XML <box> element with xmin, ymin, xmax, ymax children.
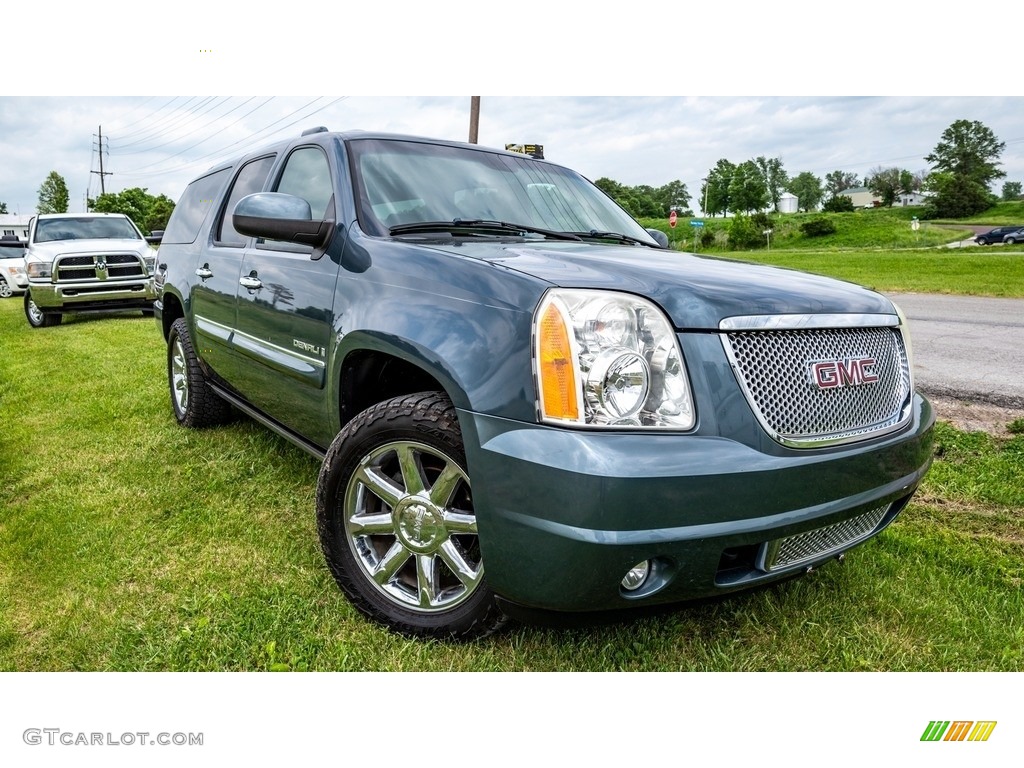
<box><xmin>28</xmin><ymin>278</ymin><xmax>156</xmax><ymax>311</ymax></box>
<box><xmin>462</xmin><ymin>394</ymin><xmax>934</xmax><ymax>613</ymax></box>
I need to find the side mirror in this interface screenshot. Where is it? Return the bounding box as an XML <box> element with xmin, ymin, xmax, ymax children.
<box><xmin>233</xmin><ymin>193</ymin><xmax>333</xmax><ymax>248</ymax></box>
<box><xmin>646</xmin><ymin>228</ymin><xmax>670</xmax><ymax>249</ymax></box>
<box><xmin>145</xmin><ymin>230</ymin><xmax>164</xmax><ymax>245</ymax></box>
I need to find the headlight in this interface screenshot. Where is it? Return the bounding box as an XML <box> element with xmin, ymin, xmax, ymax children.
<box><xmin>26</xmin><ymin>261</ymin><xmax>52</xmax><ymax>279</ymax></box>
<box><xmin>534</xmin><ymin>289</ymin><xmax>695</xmax><ymax>429</ymax></box>
<box><xmin>892</xmin><ymin>300</ymin><xmax>915</xmax><ymax>392</ymax></box>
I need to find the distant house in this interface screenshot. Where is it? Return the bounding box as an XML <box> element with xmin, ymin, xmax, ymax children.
<box><xmin>0</xmin><ymin>214</ymin><xmax>32</xmax><ymax>240</ymax></box>
<box><xmin>896</xmin><ymin>191</ymin><xmax>929</xmax><ymax>207</ymax></box>
<box><xmin>837</xmin><ymin>187</ymin><xmax>880</xmax><ymax>209</ymax></box>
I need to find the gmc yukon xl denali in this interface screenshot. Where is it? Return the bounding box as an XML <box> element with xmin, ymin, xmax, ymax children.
<box><xmin>153</xmin><ymin>128</ymin><xmax>934</xmax><ymax>639</ymax></box>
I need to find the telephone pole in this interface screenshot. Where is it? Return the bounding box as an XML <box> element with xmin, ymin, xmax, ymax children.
<box><xmin>468</xmin><ymin>97</ymin><xmax>480</xmax><ymax>144</ymax></box>
<box><xmin>91</xmin><ymin>125</ymin><xmax>112</xmax><ymax>196</ymax></box>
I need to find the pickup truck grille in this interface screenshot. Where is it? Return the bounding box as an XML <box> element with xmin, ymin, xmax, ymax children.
<box><xmin>54</xmin><ymin>253</ymin><xmax>147</xmax><ymax>282</ymax></box>
<box><xmin>723</xmin><ymin>324</ymin><xmax>912</xmax><ymax>447</ymax></box>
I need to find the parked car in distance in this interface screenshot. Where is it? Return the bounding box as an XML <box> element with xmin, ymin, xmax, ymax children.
<box><xmin>0</xmin><ymin>235</ymin><xmax>27</xmax><ymax>298</ymax></box>
<box><xmin>154</xmin><ymin>128</ymin><xmax>935</xmax><ymax>640</ymax></box>
<box><xmin>1001</xmin><ymin>227</ymin><xmax>1024</xmax><ymax>245</ymax></box>
<box><xmin>23</xmin><ymin>212</ymin><xmax>157</xmax><ymax>327</ymax></box>
<box><xmin>975</xmin><ymin>226</ymin><xmax>1023</xmax><ymax>245</ymax></box>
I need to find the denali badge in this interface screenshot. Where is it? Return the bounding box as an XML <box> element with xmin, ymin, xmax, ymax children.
<box><xmin>809</xmin><ymin>357</ymin><xmax>879</xmax><ymax>389</ymax></box>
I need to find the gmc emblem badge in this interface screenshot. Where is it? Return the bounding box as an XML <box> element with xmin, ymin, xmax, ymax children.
<box><xmin>809</xmin><ymin>357</ymin><xmax>879</xmax><ymax>389</ymax></box>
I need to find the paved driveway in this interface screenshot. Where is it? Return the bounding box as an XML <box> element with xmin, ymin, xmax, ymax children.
<box><xmin>886</xmin><ymin>292</ymin><xmax>1024</xmax><ymax>408</ymax></box>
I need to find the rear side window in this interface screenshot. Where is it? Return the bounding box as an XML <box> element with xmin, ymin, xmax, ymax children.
<box><xmin>215</xmin><ymin>155</ymin><xmax>276</xmax><ymax>246</ymax></box>
<box><xmin>162</xmin><ymin>168</ymin><xmax>231</xmax><ymax>245</ymax></box>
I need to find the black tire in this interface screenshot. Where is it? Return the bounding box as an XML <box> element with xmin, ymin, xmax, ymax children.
<box><xmin>0</xmin><ymin>277</ymin><xmax>11</xmax><ymax>299</ymax></box>
<box><xmin>316</xmin><ymin>391</ymin><xmax>507</xmax><ymax>640</ymax></box>
<box><xmin>24</xmin><ymin>293</ymin><xmax>61</xmax><ymax>327</ymax></box>
<box><xmin>167</xmin><ymin>317</ymin><xmax>233</xmax><ymax>427</ymax></box>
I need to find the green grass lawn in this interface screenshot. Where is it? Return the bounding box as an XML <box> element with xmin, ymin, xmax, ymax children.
<box><xmin>1</xmin><ymin>299</ymin><xmax>1022</xmax><ymax>671</ymax></box>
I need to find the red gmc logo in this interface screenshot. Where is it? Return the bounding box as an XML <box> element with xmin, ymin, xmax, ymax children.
<box><xmin>809</xmin><ymin>357</ymin><xmax>879</xmax><ymax>389</ymax></box>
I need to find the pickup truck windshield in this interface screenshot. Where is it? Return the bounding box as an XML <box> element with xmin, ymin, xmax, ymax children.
<box><xmin>35</xmin><ymin>217</ymin><xmax>142</xmax><ymax>243</ymax></box>
<box><xmin>350</xmin><ymin>138</ymin><xmax>656</xmax><ymax>245</ymax></box>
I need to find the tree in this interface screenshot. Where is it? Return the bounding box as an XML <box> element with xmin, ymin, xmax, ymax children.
<box><xmin>1002</xmin><ymin>181</ymin><xmax>1023</xmax><ymax>201</ymax></box>
<box><xmin>924</xmin><ymin>119</ymin><xmax>1005</xmax><ymax>217</ymax></box>
<box><xmin>37</xmin><ymin>171</ymin><xmax>69</xmax><ymax>214</ymax></box>
<box><xmin>866</xmin><ymin>166</ymin><xmax>915</xmax><ymax>207</ymax></box>
<box><xmin>925</xmin><ymin>119</ymin><xmax>1005</xmax><ymax>188</ymax></box>
<box><xmin>656</xmin><ymin>180</ymin><xmax>691</xmax><ymax>215</ymax></box>
<box><xmin>702</xmin><ymin>159</ymin><xmax>736</xmax><ymax>217</ymax></box>
<box><xmin>728</xmin><ymin>160</ymin><xmax>769</xmax><ymax>214</ymax></box>
<box><xmin>0</xmin><ymin>201</ymin><xmax>7</xmax><ymax>214</ymax></box>
<box><xmin>754</xmin><ymin>156</ymin><xmax>788</xmax><ymax>210</ymax></box>
<box><xmin>786</xmin><ymin>172</ymin><xmax>823</xmax><ymax>212</ymax></box>
<box><xmin>89</xmin><ymin>187</ymin><xmax>176</xmax><ymax>234</ymax></box>
<box><xmin>824</xmin><ymin>170</ymin><xmax>859</xmax><ymax>199</ymax></box>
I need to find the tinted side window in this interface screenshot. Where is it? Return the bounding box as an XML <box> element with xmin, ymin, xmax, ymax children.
<box><xmin>274</xmin><ymin>147</ymin><xmax>333</xmax><ymax>220</ymax></box>
<box><xmin>162</xmin><ymin>168</ymin><xmax>231</xmax><ymax>245</ymax></box>
<box><xmin>215</xmin><ymin>155</ymin><xmax>276</xmax><ymax>246</ymax></box>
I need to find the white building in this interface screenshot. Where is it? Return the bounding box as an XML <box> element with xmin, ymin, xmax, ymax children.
<box><xmin>0</xmin><ymin>214</ymin><xmax>32</xmax><ymax>240</ymax></box>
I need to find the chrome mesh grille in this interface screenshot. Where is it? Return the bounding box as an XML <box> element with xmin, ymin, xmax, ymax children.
<box><xmin>723</xmin><ymin>326</ymin><xmax>911</xmax><ymax>446</ymax></box>
<box><xmin>761</xmin><ymin>504</ymin><xmax>889</xmax><ymax>571</ymax></box>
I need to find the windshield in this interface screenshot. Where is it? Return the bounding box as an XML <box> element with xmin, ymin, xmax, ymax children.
<box><xmin>0</xmin><ymin>244</ymin><xmax>26</xmax><ymax>258</ymax></box>
<box><xmin>35</xmin><ymin>216</ymin><xmax>142</xmax><ymax>243</ymax></box>
<box><xmin>349</xmin><ymin>138</ymin><xmax>656</xmax><ymax>245</ymax></box>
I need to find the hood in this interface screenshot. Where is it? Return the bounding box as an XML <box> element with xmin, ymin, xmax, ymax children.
<box><xmin>27</xmin><ymin>238</ymin><xmax>148</xmax><ymax>262</ymax></box>
<box><xmin>429</xmin><ymin>241</ymin><xmax>896</xmax><ymax>330</ymax></box>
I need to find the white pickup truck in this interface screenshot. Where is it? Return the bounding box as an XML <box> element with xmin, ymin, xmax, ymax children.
<box><xmin>23</xmin><ymin>212</ymin><xmax>156</xmax><ymax>327</ymax></box>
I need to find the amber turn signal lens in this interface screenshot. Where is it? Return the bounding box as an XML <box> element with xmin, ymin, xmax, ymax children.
<box><xmin>537</xmin><ymin>300</ymin><xmax>579</xmax><ymax>421</ymax></box>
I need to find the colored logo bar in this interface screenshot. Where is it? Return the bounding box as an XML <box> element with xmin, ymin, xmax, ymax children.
<box><xmin>921</xmin><ymin>721</ymin><xmax>997</xmax><ymax>742</ymax></box>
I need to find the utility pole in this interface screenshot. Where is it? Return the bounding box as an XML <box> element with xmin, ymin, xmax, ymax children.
<box><xmin>91</xmin><ymin>125</ymin><xmax>112</xmax><ymax>197</ymax></box>
<box><xmin>468</xmin><ymin>97</ymin><xmax>480</xmax><ymax>144</ymax></box>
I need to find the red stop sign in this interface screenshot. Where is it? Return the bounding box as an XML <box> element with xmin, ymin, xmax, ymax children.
<box><xmin>669</xmin><ymin>210</ymin><xmax>678</xmax><ymax>228</ymax></box>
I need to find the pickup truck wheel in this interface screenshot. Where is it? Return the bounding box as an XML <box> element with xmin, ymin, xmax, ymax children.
<box><xmin>316</xmin><ymin>392</ymin><xmax>506</xmax><ymax>640</ymax></box>
<box><xmin>0</xmin><ymin>277</ymin><xmax>11</xmax><ymax>298</ymax></box>
<box><xmin>167</xmin><ymin>317</ymin><xmax>233</xmax><ymax>427</ymax></box>
<box><xmin>24</xmin><ymin>294</ymin><xmax>60</xmax><ymax>327</ymax></box>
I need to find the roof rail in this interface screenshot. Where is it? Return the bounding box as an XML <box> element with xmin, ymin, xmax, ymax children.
<box><xmin>301</xmin><ymin>126</ymin><xmax>329</xmax><ymax>136</ymax></box>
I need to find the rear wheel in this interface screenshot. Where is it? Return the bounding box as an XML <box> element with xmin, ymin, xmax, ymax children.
<box><xmin>24</xmin><ymin>293</ymin><xmax>60</xmax><ymax>327</ymax></box>
<box><xmin>316</xmin><ymin>392</ymin><xmax>506</xmax><ymax>640</ymax></box>
<box><xmin>167</xmin><ymin>317</ymin><xmax>233</xmax><ymax>427</ymax></box>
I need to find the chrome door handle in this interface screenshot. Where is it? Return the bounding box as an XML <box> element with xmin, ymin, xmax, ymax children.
<box><xmin>195</xmin><ymin>266</ymin><xmax>213</xmax><ymax>279</ymax></box>
<box><xmin>239</xmin><ymin>275</ymin><xmax>262</xmax><ymax>290</ymax></box>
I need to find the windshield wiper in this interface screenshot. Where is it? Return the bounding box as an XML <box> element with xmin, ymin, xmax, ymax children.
<box><xmin>569</xmin><ymin>230</ymin><xmax>652</xmax><ymax>246</ymax></box>
<box><xmin>388</xmin><ymin>219</ymin><xmax>582</xmax><ymax>241</ymax></box>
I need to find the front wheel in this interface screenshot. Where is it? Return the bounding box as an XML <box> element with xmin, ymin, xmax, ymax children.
<box><xmin>0</xmin><ymin>277</ymin><xmax>11</xmax><ymax>298</ymax></box>
<box><xmin>24</xmin><ymin>293</ymin><xmax>60</xmax><ymax>327</ymax></box>
<box><xmin>316</xmin><ymin>392</ymin><xmax>506</xmax><ymax>640</ymax></box>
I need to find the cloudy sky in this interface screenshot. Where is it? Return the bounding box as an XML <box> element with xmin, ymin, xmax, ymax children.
<box><xmin>3</xmin><ymin>95</ymin><xmax>1023</xmax><ymax>217</ymax></box>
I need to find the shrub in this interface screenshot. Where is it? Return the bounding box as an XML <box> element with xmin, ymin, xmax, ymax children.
<box><xmin>699</xmin><ymin>229</ymin><xmax>716</xmax><ymax>248</ymax></box>
<box><xmin>823</xmin><ymin>195</ymin><xmax>855</xmax><ymax>213</ymax></box>
<box><xmin>800</xmin><ymin>218</ymin><xmax>837</xmax><ymax>238</ymax></box>
<box><xmin>727</xmin><ymin>215</ymin><xmax>763</xmax><ymax>250</ymax></box>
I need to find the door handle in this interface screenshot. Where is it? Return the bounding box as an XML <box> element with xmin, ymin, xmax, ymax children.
<box><xmin>195</xmin><ymin>265</ymin><xmax>213</xmax><ymax>279</ymax></box>
<box><xmin>239</xmin><ymin>274</ymin><xmax>262</xmax><ymax>290</ymax></box>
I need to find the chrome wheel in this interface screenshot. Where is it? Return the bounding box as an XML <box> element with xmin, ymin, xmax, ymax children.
<box><xmin>344</xmin><ymin>439</ymin><xmax>482</xmax><ymax>612</ymax></box>
<box><xmin>317</xmin><ymin>392</ymin><xmax>506</xmax><ymax>639</ymax></box>
<box><xmin>0</xmin><ymin>278</ymin><xmax>11</xmax><ymax>298</ymax></box>
<box><xmin>170</xmin><ymin>334</ymin><xmax>189</xmax><ymax>415</ymax></box>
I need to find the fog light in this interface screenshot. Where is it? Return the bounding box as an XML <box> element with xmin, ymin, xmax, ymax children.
<box><xmin>621</xmin><ymin>560</ymin><xmax>651</xmax><ymax>591</ymax></box>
